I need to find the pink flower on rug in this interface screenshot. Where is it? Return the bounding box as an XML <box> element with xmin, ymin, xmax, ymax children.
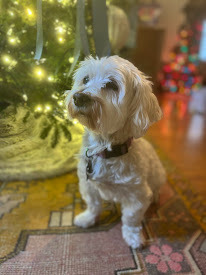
<box><xmin>145</xmin><ymin>244</ymin><xmax>183</xmax><ymax>273</ymax></box>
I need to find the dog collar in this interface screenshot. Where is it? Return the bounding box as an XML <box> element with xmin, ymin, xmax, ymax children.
<box><xmin>86</xmin><ymin>137</ymin><xmax>133</xmax><ymax>159</ymax></box>
<box><xmin>98</xmin><ymin>137</ymin><xmax>133</xmax><ymax>159</ymax></box>
<box><xmin>85</xmin><ymin>137</ymin><xmax>133</xmax><ymax>180</ymax></box>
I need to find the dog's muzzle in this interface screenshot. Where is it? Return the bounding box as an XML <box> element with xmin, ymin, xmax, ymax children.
<box><xmin>73</xmin><ymin>92</ymin><xmax>92</xmax><ymax>107</ymax></box>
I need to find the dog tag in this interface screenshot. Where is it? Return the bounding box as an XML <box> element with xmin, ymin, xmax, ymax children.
<box><xmin>86</xmin><ymin>158</ymin><xmax>93</xmax><ymax>180</ymax></box>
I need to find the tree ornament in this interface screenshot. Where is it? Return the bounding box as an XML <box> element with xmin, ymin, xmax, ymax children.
<box><xmin>107</xmin><ymin>5</ymin><xmax>130</xmax><ymax>52</ymax></box>
<box><xmin>137</xmin><ymin>2</ymin><xmax>161</xmax><ymax>26</ymax></box>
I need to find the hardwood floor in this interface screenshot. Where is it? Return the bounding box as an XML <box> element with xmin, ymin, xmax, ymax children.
<box><xmin>146</xmin><ymin>93</ymin><xmax>206</xmax><ymax>197</ymax></box>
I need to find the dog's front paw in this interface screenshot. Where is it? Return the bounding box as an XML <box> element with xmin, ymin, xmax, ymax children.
<box><xmin>74</xmin><ymin>210</ymin><xmax>96</xmax><ymax>228</ymax></box>
<box><xmin>122</xmin><ymin>224</ymin><xmax>144</xmax><ymax>249</ymax></box>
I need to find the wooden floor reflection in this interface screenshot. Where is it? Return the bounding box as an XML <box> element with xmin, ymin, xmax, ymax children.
<box><xmin>147</xmin><ymin>93</ymin><xmax>206</xmax><ymax>197</ymax></box>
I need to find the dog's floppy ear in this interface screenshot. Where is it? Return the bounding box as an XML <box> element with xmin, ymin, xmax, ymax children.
<box><xmin>129</xmin><ymin>72</ymin><xmax>163</xmax><ymax>138</ymax></box>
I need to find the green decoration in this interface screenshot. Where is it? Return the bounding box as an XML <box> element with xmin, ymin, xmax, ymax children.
<box><xmin>61</xmin><ymin>124</ymin><xmax>72</xmax><ymax>142</ymax></box>
<box><xmin>40</xmin><ymin>124</ymin><xmax>52</xmax><ymax>140</ymax></box>
<box><xmin>23</xmin><ymin>110</ymin><xmax>30</xmax><ymax>123</ymax></box>
<box><xmin>51</xmin><ymin>126</ymin><xmax>59</xmax><ymax>148</ymax></box>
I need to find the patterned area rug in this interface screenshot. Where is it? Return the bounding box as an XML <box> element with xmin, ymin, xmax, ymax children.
<box><xmin>0</xmin><ymin>144</ymin><xmax>205</xmax><ymax>274</ymax></box>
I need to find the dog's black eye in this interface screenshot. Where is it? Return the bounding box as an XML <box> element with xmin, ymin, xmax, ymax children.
<box><xmin>83</xmin><ymin>76</ymin><xmax>89</xmax><ymax>85</ymax></box>
<box><xmin>105</xmin><ymin>81</ymin><xmax>118</xmax><ymax>91</ymax></box>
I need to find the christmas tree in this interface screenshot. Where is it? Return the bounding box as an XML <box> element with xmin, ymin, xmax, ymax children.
<box><xmin>0</xmin><ymin>0</ymin><xmax>136</xmax><ymax>140</ymax></box>
<box><xmin>0</xmin><ymin>0</ymin><xmax>136</xmax><ymax>181</ymax></box>
<box><xmin>0</xmin><ymin>0</ymin><xmax>79</xmax><ymax>109</ymax></box>
<box><xmin>160</xmin><ymin>23</ymin><xmax>202</xmax><ymax>95</ymax></box>
<box><xmin>0</xmin><ymin>0</ymin><xmax>107</xmax><ymax>180</ymax></box>
<box><xmin>160</xmin><ymin>0</ymin><xmax>206</xmax><ymax>95</ymax></box>
<box><xmin>0</xmin><ymin>0</ymin><xmax>102</xmax><ymax>149</ymax></box>
<box><xmin>0</xmin><ymin>0</ymin><xmax>83</xmax><ymax>147</ymax></box>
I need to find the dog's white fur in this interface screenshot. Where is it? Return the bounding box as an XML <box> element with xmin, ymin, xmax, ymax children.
<box><xmin>65</xmin><ymin>56</ymin><xmax>166</xmax><ymax>248</ymax></box>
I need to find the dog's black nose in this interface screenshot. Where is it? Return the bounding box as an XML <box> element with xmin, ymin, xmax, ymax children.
<box><xmin>73</xmin><ymin>92</ymin><xmax>91</xmax><ymax>107</ymax></box>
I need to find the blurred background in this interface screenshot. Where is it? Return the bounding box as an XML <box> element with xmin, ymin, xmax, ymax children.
<box><xmin>0</xmin><ymin>0</ymin><xmax>206</xmax><ymax>188</ymax></box>
<box><xmin>0</xmin><ymin>1</ymin><xmax>206</xmax><ymax>273</ymax></box>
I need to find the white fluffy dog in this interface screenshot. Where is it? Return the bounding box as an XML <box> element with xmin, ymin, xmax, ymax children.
<box><xmin>65</xmin><ymin>56</ymin><xmax>166</xmax><ymax>249</ymax></box>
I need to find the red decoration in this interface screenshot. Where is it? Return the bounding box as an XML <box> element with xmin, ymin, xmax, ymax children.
<box><xmin>159</xmin><ymin>23</ymin><xmax>202</xmax><ymax>95</ymax></box>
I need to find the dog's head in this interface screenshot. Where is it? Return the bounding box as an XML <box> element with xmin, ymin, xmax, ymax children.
<box><xmin>65</xmin><ymin>56</ymin><xmax>162</xmax><ymax>138</ymax></box>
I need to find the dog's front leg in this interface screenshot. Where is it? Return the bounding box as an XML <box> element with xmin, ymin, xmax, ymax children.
<box><xmin>121</xmin><ymin>185</ymin><xmax>152</xmax><ymax>249</ymax></box>
<box><xmin>74</xmin><ymin>163</ymin><xmax>102</xmax><ymax>228</ymax></box>
<box><xmin>74</xmin><ymin>179</ymin><xmax>102</xmax><ymax>228</ymax></box>
<box><xmin>121</xmin><ymin>202</ymin><xmax>150</xmax><ymax>249</ymax></box>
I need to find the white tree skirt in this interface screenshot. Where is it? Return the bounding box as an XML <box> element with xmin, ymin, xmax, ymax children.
<box><xmin>0</xmin><ymin>106</ymin><xmax>83</xmax><ymax>182</ymax></box>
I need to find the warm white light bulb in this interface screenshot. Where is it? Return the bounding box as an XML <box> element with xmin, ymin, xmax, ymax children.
<box><xmin>22</xmin><ymin>94</ymin><xmax>28</xmax><ymax>101</ymax></box>
<box><xmin>52</xmin><ymin>94</ymin><xmax>58</xmax><ymax>99</ymax></box>
<box><xmin>58</xmin><ymin>37</ymin><xmax>64</xmax><ymax>43</ymax></box>
<box><xmin>7</xmin><ymin>28</ymin><xmax>13</xmax><ymax>35</ymax></box>
<box><xmin>69</xmin><ymin>57</ymin><xmax>74</xmax><ymax>63</ymax></box>
<box><xmin>45</xmin><ymin>105</ymin><xmax>51</xmax><ymax>112</ymax></box>
<box><xmin>9</xmin><ymin>37</ymin><xmax>18</xmax><ymax>45</ymax></box>
<box><xmin>35</xmin><ymin>105</ymin><xmax>42</xmax><ymax>112</ymax></box>
<box><xmin>27</xmin><ymin>8</ymin><xmax>32</xmax><ymax>16</ymax></box>
<box><xmin>2</xmin><ymin>55</ymin><xmax>11</xmax><ymax>64</ymax></box>
<box><xmin>2</xmin><ymin>55</ymin><xmax>17</xmax><ymax>68</ymax></box>
<box><xmin>58</xmin><ymin>27</ymin><xmax>63</xmax><ymax>33</ymax></box>
<box><xmin>48</xmin><ymin>76</ymin><xmax>54</xmax><ymax>81</ymax></box>
<box><xmin>34</xmin><ymin>67</ymin><xmax>45</xmax><ymax>79</ymax></box>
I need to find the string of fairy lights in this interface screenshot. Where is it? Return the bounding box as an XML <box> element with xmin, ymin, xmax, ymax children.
<box><xmin>161</xmin><ymin>24</ymin><xmax>201</xmax><ymax>95</ymax></box>
<box><xmin>2</xmin><ymin>0</ymin><xmax>113</xmax><ymax>120</ymax></box>
<box><xmin>1</xmin><ymin>0</ymin><xmax>78</xmax><ymax>118</ymax></box>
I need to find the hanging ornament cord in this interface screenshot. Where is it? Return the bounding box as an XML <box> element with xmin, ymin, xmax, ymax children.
<box><xmin>92</xmin><ymin>0</ymin><xmax>111</xmax><ymax>57</ymax></box>
<box><xmin>34</xmin><ymin>0</ymin><xmax>90</xmax><ymax>69</ymax></box>
<box><xmin>34</xmin><ymin>0</ymin><xmax>43</xmax><ymax>60</ymax></box>
<box><xmin>79</xmin><ymin>0</ymin><xmax>90</xmax><ymax>56</ymax></box>
<box><xmin>68</xmin><ymin>0</ymin><xmax>90</xmax><ymax>76</ymax></box>
<box><xmin>34</xmin><ymin>0</ymin><xmax>110</xmax><ymax>70</ymax></box>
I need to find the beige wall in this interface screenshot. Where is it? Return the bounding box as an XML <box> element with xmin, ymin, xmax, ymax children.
<box><xmin>157</xmin><ymin>0</ymin><xmax>189</xmax><ymax>62</ymax></box>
